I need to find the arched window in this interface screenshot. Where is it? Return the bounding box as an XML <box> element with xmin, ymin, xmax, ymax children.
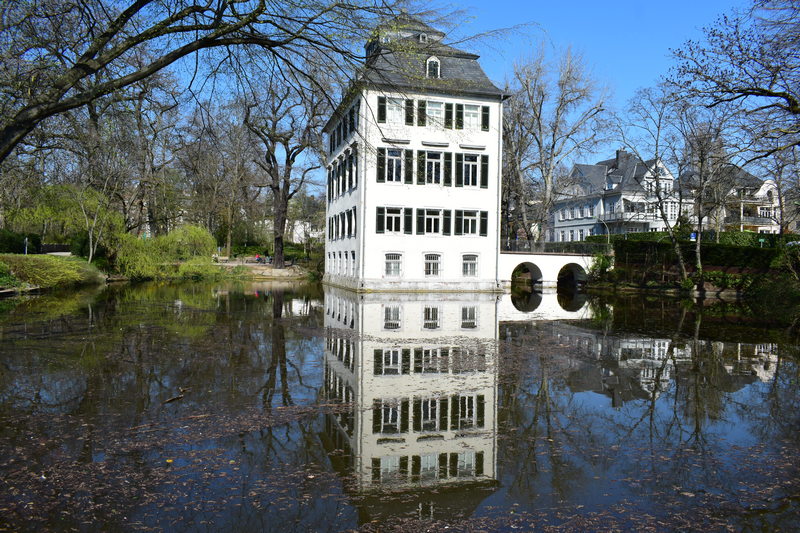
<box><xmin>426</xmin><ymin>56</ymin><xmax>440</xmax><ymax>79</ymax></box>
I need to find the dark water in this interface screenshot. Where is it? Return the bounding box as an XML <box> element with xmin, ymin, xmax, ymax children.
<box><xmin>0</xmin><ymin>282</ymin><xmax>798</xmax><ymax>532</ymax></box>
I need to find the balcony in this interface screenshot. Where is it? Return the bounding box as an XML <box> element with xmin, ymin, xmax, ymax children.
<box><xmin>724</xmin><ymin>215</ymin><xmax>775</xmax><ymax>226</ymax></box>
<box><xmin>598</xmin><ymin>211</ymin><xmax>660</xmax><ymax>222</ymax></box>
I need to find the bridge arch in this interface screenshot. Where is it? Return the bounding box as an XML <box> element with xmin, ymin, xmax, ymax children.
<box><xmin>510</xmin><ymin>262</ymin><xmax>543</xmax><ymax>288</ymax></box>
<box><xmin>557</xmin><ymin>263</ymin><xmax>588</xmax><ymax>289</ymax></box>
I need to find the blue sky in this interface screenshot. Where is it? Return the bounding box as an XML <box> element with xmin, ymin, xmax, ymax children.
<box><xmin>449</xmin><ymin>0</ymin><xmax>751</xmax><ymax>112</ymax></box>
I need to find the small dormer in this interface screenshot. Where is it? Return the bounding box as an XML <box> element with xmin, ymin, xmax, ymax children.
<box><xmin>419</xmin><ymin>33</ymin><xmax>428</xmax><ymax>43</ymax></box>
<box><xmin>426</xmin><ymin>56</ymin><xmax>440</xmax><ymax>78</ymax></box>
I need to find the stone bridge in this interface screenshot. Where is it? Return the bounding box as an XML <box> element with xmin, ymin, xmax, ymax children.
<box><xmin>497</xmin><ymin>243</ymin><xmax>607</xmax><ymax>290</ymax></box>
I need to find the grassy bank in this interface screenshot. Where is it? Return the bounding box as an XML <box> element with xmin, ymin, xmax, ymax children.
<box><xmin>0</xmin><ymin>254</ymin><xmax>105</xmax><ymax>291</ymax></box>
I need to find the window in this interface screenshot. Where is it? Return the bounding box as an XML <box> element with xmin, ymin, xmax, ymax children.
<box><xmin>385</xmin><ymin>208</ymin><xmax>402</xmax><ymax>233</ymax></box>
<box><xmin>424</xmin><ymin>253</ymin><xmax>441</xmax><ymax>277</ymax></box>
<box><xmin>464</xmin><ymin>104</ymin><xmax>480</xmax><ymax>130</ymax></box>
<box><xmin>382</xmin><ymin>348</ymin><xmax>401</xmax><ymax>375</ymax></box>
<box><xmin>420</xmin><ymin>399</ymin><xmax>438</xmax><ymax>431</ymax></box>
<box><xmin>381</xmin><ymin>404</ymin><xmax>400</xmax><ymax>433</ymax></box>
<box><xmin>579</xmin><ymin>229</ymin><xmax>585</xmax><ymax>240</ymax></box>
<box><xmin>759</xmin><ymin>206</ymin><xmax>772</xmax><ymax>218</ymax></box>
<box><xmin>570</xmin><ymin>207</ymin><xmax>576</xmax><ymax>219</ymax></box>
<box><xmin>459</xmin><ymin>395</ymin><xmax>477</xmax><ymax>429</ymax></box>
<box><xmin>461</xmin><ymin>306</ymin><xmax>477</xmax><ymax>328</ymax></box>
<box><xmin>419</xmin><ymin>348</ymin><xmax>447</xmax><ymax>373</ymax></box>
<box><xmin>569</xmin><ymin>230</ymin><xmax>575</xmax><ymax>241</ymax></box>
<box><xmin>420</xmin><ymin>454</ymin><xmax>438</xmax><ymax>480</ymax></box>
<box><xmin>560</xmin><ymin>231</ymin><xmax>565</xmax><ymax>242</ymax></box>
<box><xmin>425</xmin><ymin>209</ymin><xmax>441</xmax><ymax>234</ymax></box>
<box><xmin>425</xmin><ymin>152</ymin><xmax>442</xmax><ymax>184</ymax></box>
<box><xmin>387</xmin><ymin>97</ymin><xmax>403</xmax><ymax>123</ymax></box>
<box><xmin>383</xmin><ymin>304</ymin><xmax>401</xmax><ymax>329</ymax></box>
<box><xmin>457</xmin><ymin>451</ymin><xmax>476</xmax><ymax>477</ymax></box>
<box><xmin>579</xmin><ymin>206</ymin><xmax>585</xmax><ymax>218</ymax></box>
<box><xmin>386</xmin><ymin>149</ymin><xmax>402</xmax><ymax>182</ymax></box>
<box><xmin>426</xmin><ymin>101</ymin><xmax>443</xmax><ymax>125</ymax></box>
<box><xmin>460</xmin><ymin>210</ymin><xmax>478</xmax><ymax>234</ymax></box>
<box><xmin>385</xmin><ymin>253</ymin><xmax>402</xmax><ymax>277</ymax></box>
<box><xmin>589</xmin><ymin>204</ymin><xmax>595</xmax><ymax>216</ymax></box>
<box><xmin>351</xmin><ymin>251</ymin><xmax>356</xmax><ymax>276</ymax></box>
<box><xmin>423</xmin><ymin>306</ymin><xmax>440</xmax><ymax>329</ymax></box>
<box><xmin>463</xmin><ymin>154</ymin><xmax>478</xmax><ymax>186</ymax></box>
<box><xmin>560</xmin><ymin>209</ymin><xmax>565</xmax><ymax>221</ymax></box>
<box><xmin>426</xmin><ymin>57</ymin><xmax>440</xmax><ymax>78</ymax></box>
<box><xmin>462</xmin><ymin>254</ymin><xmax>478</xmax><ymax>277</ymax></box>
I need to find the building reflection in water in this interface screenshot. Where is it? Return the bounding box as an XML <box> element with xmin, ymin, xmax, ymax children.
<box><xmin>320</xmin><ymin>287</ymin><xmax>784</xmax><ymax>521</ymax></box>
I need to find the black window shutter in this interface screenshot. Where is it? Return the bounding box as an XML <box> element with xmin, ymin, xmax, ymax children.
<box><xmin>455</xmin><ymin>153</ymin><xmax>463</xmax><ymax>187</ymax></box>
<box><xmin>400</xmin><ymin>400</ymin><xmax>409</xmax><ymax>433</ymax></box>
<box><xmin>405</xmin><ymin>99</ymin><xmax>414</xmax><ymax>125</ymax></box>
<box><xmin>416</xmin><ymin>208</ymin><xmax>425</xmax><ymax>235</ymax></box>
<box><xmin>413</xmin><ymin>400</ymin><xmax>421</xmax><ymax>432</ymax></box>
<box><xmin>443</xmin><ymin>210</ymin><xmax>451</xmax><ymax>236</ymax></box>
<box><xmin>378</xmin><ymin>96</ymin><xmax>386</xmax><ymax>123</ymax></box>
<box><xmin>439</xmin><ymin>453</ymin><xmax>448</xmax><ymax>479</ymax></box>
<box><xmin>450</xmin><ymin>395</ymin><xmax>458</xmax><ymax>430</ymax></box>
<box><xmin>454</xmin><ymin>210</ymin><xmax>463</xmax><ymax>235</ymax></box>
<box><xmin>414</xmin><ymin>347</ymin><xmax>423</xmax><ymax>373</ymax></box>
<box><xmin>477</xmin><ymin>395</ymin><xmax>485</xmax><ymax>427</ymax></box>
<box><xmin>374</xmin><ymin>349</ymin><xmax>383</xmax><ymax>375</ymax></box>
<box><xmin>445</xmin><ymin>103</ymin><xmax>453</xmax><ymax>129</ymax></box>
<box><xmin>401</xmin><ymin>348</ymin><xmax>410</xmax><ymax>374</ymax></box>
<box><xmin>400</xmin><ymin>456</ymin><xmax>409</xmax><ymax>477</ymax></box>
<box><xmin>480</xmin><ymin>155</ymin><xmax>489</xmax><ymax>188</ymax></box>
<box><xmin>455</xmin><ymin>103</ymin><xmax>464</xmax><ymax>129</ymax></box>
<box><xmin>412</xmin><ymin>456</ymin><xmax>421</xmax><ymax>480</ymax></box>
<box><xmin>476</xmin><ymin>451</ymin><xmax>484</xmax><ymax>476</ymax></box>
<box><xmin>376</xmin><ymin>207</ymin><xmax>385</xmax><ymax>233</ymax></box>
<box><xmin>417</xmin><ymin>100</ymin><xmax>426</xmax><ymax>126</ymax></box>
<box><xmin>417</xmin><ymin>150</ymin><xmax>426</xmax><ymax>184</ymax></box>
<box><xmin>404</xmin><ymin>208</ymin><xmax>413</xmax><ymax>234</ymax></box>
<box><xmin>480</xmin><ymin>211</ymin><xmax>488</xmax><ymax>236</ymax></box>
<box><xmin>443</xmin><ymin>152</ymin><xmax>452</xmax><ymax>186</ymax></box>
<box><xmin>377</xmin><ymin>148</ymin><xmax>386</xmax><ymax>183</ymax></box>
<box><xmin>373</xmin><ymin>400</ymin><xmax>382</xmax><ymax>433</ymax></box>
<box><xmin>372</xmin><ymin>457</ymin><xmax>381</xmax><ymax>481</ymax></box>
<box><xmin>449</xmin><ymin>453</ymin><xmax>458</xmax><ymax>477</ymax></box>
<box><xmin>439</xmin><ymin>397</ymin><xmax>448</xmax><ymax>429</ymax></box>
<box><xmin>481</xmin><ymin>105</ymin><xmax>490</xmax><ymax>131</ymax></box>
<box><xmin>404</xmin><ymin>150</ymin><xmax>413</xmax><ymax>183</ymax></box>
<box><xmin>354</xmin><ymin>149</ymin><xmax>359</xmax><ymax>187</ymax></box>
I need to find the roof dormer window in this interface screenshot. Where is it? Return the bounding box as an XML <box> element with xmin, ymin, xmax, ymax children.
<box><xmin>419</xmin><ymin>33</ymin><xmax>428</xmax><ymax>43</ymax></box>
<box><xmin>426</xmin><ymin>56</ymin><xmax>440</xmax><ymax>79</ymax></box>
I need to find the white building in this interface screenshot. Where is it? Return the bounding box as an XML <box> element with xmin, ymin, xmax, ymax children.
<box><xmin>551</xmin><ymin>150</ymin><xmax>682</xmax><ymax>241</ymax></box>
<box><xmin>323</xmin><ymin>15</ymin><xmax>507</xmax><ymax>291</ymax></box>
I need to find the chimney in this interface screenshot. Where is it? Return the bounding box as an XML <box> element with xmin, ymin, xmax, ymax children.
<box><xmin>616</xmin><ymin>149</ymin><xmax>627</xmax><ymax>168</ymax></box>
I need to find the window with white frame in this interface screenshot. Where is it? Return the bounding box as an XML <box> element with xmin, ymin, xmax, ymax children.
<box><xmin>560</xmin><ymin>209</ymin><xmax>565</xmax><ymax>221</ymax></box>
<box><xmin>461</xmin><ymin>306</ymin><xmax>477</xmax><ymax>328</ymax></box>
<box><xmin>579</xmin><ymin>229</ymin><xmax>585</xmax><ymax>241</ymax></box>
<box><xmin>381</xmin><ymin>404</ymin><xmax>400</xmax><ymax>433</ymax></box>
<box><xmin>383</xmin><ymin>304</ymin><xmax>401</xmax><ymax>329</ymax></box>
<box><xmin>382</xmin><ymin>348</ymin><xmax>401</xmax><ymax>375</ymax></box>
<box><xmin>421</xmin><ymin>348</ymin><xmax>446</xmax><ymax>373</ymax></box>
<box><xmin>569</xmin><ymin>230</ymin><xmax>575</xmax><ymax>241</ymax></box>
<box><xmin>420</xmin><ymin>454</ymin><xmax>438</xmax><ymax>481</ymax></box>
<box><xmin>461</xmin><ymin>210</ymin><xmax>478</xmax><ymax>234</ymax></box>
<box><xmin>386</xmin><ymin>149</ymin><xmax>402</xmax><ymax>182</ymax></box>
<box><xmin>425</xmin><ymin>209</ymin><xmax>441</xmax><ymax>233</ymax></box>
<box><xmin>462</xmin><ymin>254</ymin><xmax>478</xmax><ymax>277</ymax></box>
<box><xmin>426</xmin><ymin>101</ymin><xmax>443</xmax><ymax>125</ymax></box>
<box><xmin>384</xmin><ymin>207</ymin><xmax>402</xmax><ymax>233</ymax></box>
<box><xmin>426</xmin><ymin>57</ymin><xmax>440</xmax><ymax>78</ymax></box>
<box><xmin>387</xmin><ymin>97</ymin><xmax>404</xmax><ymax>124</ymax></box>
<box><xmin>385</xmin><ymin>253</ymin><xmax>402</xmax><ymax>277</ymax></box>
<box><xmin>420</xmin><ymin>398</ymin><xmax>438</xmax><ymax>431</ymax></box>
<box><xmin>560</xmin><ymin>231</ymin><xmax>566</xmax><ymax>242</ymax></box>
<box><xmin>424</xmin><ymin>253</ymin><xmax>441</xmax><ymax>277</ymax></box>
<box><xmin>571</xmin><ymin>207</ymin><xmax>576</xmax><ymax>219</ymax></box>
<box><xmin>589</xmin><ymin>204</ymin><xmax>595</xmax><ymax>216</ymax></box>
<box><xmin>458</xmin><ymin>395</ymin><xmax>477</xmax><ymax>428</ymax></box>
<box><xmin>425</xmin><ymin>152</ymin><xmax>442</xmax><ymax>184</ymax></box>
<box><xmin>579</xmin><ymin>206</ymin><xmax>585</xmax><ymax>218</ymax></box>
<box><xmin>464</xmin><ymin>104</ymin><xmax>480</xmax><ymax>130</ymax></box>
<box><xmin>462</xmin><ymin>154</ymin><xmax>479</xmax><ymax>186</ymax></box>
<box><xmin>351</xmin><ymin>251</ymin><xmax>356</xmax><ymax>276</ymax></box>
<box><xmin>457</xmin><ymin>451</ymin><xmax>476</xmax><ymax>477</ymax></box>
<box><xmin>759</xmin><ymin>206</ymin><xmax>773</xmax><ymax>218</ymax></box>
<box><xmin>423</xmin><ymin>306</ymin><xmax>440</xmax><ymax>329</ymax></box>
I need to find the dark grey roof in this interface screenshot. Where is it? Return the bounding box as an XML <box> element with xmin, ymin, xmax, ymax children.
<box><xmin>566</xmin><ymin>151</ymin><xmax>664</xmax><ymax>197</ymax></box>
<box><xmin>677</xmin><ymin>164</ymin><xmax>761</xmax><ymax>192</ymax></box>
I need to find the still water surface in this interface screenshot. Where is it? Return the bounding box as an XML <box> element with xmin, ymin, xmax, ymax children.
<box><xmin>0</xmin><ymin>282</ymin><xmax>798</xmax><ymax>531</ymax></box>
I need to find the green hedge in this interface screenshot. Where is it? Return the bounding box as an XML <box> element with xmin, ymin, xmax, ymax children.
<box><xmin>613</xmin><ymin>240</ymin><xmax>780</xmax><ymax>270</ymax></box>
<box><xmin>0</xmin><ymin>229</ymin><xmax>41</xmax><ymax>254</ymax></box>
<box><xmin>587</xmin><ymin>230</ymin><xmax>798</xmax><ymax>247</ymax></box>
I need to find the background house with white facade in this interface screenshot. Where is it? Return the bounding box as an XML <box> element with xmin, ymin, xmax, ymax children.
<box><xmin>323</xmin><ymin>15</ymin><xmax>507</xmax><ymax>291</ymax></box>
<box><xmin>550</xmin><ymin>150</ymin><xmax>681</xmax><ymax>241</ymax></box>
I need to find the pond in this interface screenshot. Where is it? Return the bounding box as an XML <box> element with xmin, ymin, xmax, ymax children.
<box><xmin>0</xmin><ymin>282</ymin><xmax>798</xmax><ymax>531</ymax></box>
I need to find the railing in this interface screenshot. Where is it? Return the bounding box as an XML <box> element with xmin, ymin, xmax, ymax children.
<box><xmin>597</xmin><ymin>211</ymin><xmax>660</xmax><ymax>222</ymax></box>
<box><xmin>501</xmin><ymin>240</ymin><xmax>612</xmax><ymax>255</ymax></box>
<box><xmin>724</xmin><ymin>215</ymin><xmax>775</xmax><ymax>225</ymax></box>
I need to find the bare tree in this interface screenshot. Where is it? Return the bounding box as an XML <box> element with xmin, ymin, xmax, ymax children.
<box><xmin>672</xmin><ymin>0</ymin><xmax>800</xmax><ymax>158</ymax></box>
<box><xmin>503</xmin><ymin>47</ymin><xmax>608</xmax><ymax>241</ymax></box>
<box><xmin>243</xmin><ymin>64</ymin><xmax>328</xmax><ymax>268</ymax></box>
<box><xmin>0</xmin><ymin>0</ymin><xmax>408</xmax><ymax>164</ymax></box>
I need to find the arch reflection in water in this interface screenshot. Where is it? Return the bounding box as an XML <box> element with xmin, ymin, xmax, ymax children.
<box><xmin>322</xmin><ymin>288</ymin><xmax>500</xmax><ymax>520</ymax></box>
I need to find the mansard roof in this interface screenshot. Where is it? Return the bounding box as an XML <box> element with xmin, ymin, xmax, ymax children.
<box><xmin>565</xmin><ymin>150</ymin><xmax>667</xmax><ymax>198</ymax></box>
<box><xmin>362</xmin><ymin>14</ymin><xmax>507</xmax><ymax>98</ymax></box>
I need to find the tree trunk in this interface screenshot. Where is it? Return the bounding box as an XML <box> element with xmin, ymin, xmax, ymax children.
<box><xmin>272</xmin><ymin>192</ymin><xmax>288</xmax><ymax>269</ymax></box>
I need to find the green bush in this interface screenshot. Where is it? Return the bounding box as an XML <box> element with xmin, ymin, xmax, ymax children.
<box><xmin>0</xmin><ymin>229</ymin><xmax>41</xmax><ymax>254</ymax></box>
<box><xmin>157</xmin><ymin>225</ymin><xmax>216</xmax><ymax>260</ymax></box>
<box><xmin>0</xmin><ymin>260</ymin><xmax>17</xmax><ymax>288</ymax></box>
<box><xmin>177</xmin><ymin>257</ymin><xmax>227</xmax><ymax>281</ymax></box>
<box><xmin>0</xmin><ymin>254</ymin><xmax>104</xmax><ymax>288</ymax></box>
